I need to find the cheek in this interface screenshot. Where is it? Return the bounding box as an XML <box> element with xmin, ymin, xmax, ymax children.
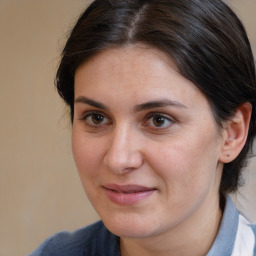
<box><xmin>147</xmin><ymin>134</ymin><xmax>220</xmax><ymax>194</ymax></box>
<box><xmin>72</xmin><ymin>132</ymin><xmax>104</xmax><ymax>179</ymax></box>
<box><xmin>71</xmin><ymin>133</ymin><xmax>108</xmax><ymax>208</ymax></box>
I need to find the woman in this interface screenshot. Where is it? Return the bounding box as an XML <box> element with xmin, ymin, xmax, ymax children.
<box><xmin>29</xmin><ymin>0</ymin><xmax>256</xmax><ymax>255</ymax></box>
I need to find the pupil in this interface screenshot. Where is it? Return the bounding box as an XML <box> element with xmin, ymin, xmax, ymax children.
<box><xmin>92</xmin><ymin>114</ymin><xmax>103</xmax><ymax>124</ymax></box>
<box><xmin>153</xmin><ymin>116</ymin><xmax>165</xmax><ymax>126</ymax></box>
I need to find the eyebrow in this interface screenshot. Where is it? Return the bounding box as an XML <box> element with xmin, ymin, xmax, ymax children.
<box><xmin>134</xmin><ymin>99</ymin><xmax>187</xmax><ymax>112</ymax></box>
<box><xmin>74</xmin><ymin>96</ymin><xmax>187</xmax><ymax>112</ymax></box>
<box><xmin>74</xmin><ymin>96</ymin><xmax>108</xmax><ymax>110</ymax></box>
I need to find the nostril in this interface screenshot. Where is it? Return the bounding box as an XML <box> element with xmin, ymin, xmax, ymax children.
<box><xmin>103</xmin><ymin>150</ymin><xmax>143</xmax><ymax>175</ymax></box>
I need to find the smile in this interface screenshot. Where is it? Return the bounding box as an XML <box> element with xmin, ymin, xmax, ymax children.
<box><xmin>102</xmin><ymin>184</ymin><xmax>156</xmax><ymax>206</ymax></box>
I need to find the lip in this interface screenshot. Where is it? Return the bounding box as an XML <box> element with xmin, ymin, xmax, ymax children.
<box><xmin>102</xmin><ymin>184</ymin><xmax>156</xmax><ymax>206</ymax></box>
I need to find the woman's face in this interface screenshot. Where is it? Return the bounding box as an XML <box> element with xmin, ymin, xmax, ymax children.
<box><xmin>72</xmin><ymin>45</ymin><xmax>225</xmax><ymax>239</ymax></box>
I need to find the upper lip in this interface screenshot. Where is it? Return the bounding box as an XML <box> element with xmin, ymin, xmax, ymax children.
<box><xmin>102</xmin><ymin>184</ymin><xmax>156</xmax><ymax>193</ymax></box>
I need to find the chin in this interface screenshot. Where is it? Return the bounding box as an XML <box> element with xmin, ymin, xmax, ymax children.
<box><xmin>106</xmin><ymin>223</ymin><xmax>153</xmax><ymax>239</ymax></box>
<box><xmin>101</xmin><ymin>212</ymin><xmax>161</xmax><ymax>238</ymax></box>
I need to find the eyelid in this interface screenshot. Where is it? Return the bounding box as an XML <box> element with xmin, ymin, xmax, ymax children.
<box><xmin>145</xmin><ymin>112</ymin><xmax>174</xmax><ymax>122</ymax></box>
<box><xmin>78</xmin><ymin>110</ymin><xmax>112</xmax><ymax>127</ymax></box>
<box><xmin>142</xmin><ymin>112</ymin><xmax>175</xmax><ymax>130</ymax></box>
<box><xmin>79</xmin><ymin>110</ymin><xmax>107</xmax><ymax>120</ymax></box>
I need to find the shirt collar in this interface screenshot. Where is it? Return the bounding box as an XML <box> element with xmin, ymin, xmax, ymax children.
<box><xmin>206</xmin><ymin>196</ymin><xmax>239</xmax><ymax>256</ymax></box>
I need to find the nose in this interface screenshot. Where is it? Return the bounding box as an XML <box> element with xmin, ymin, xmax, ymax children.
<box><xmin>103</xmin><ymin>124</ymin><xmax>144</xmax><ymax>174</ymax></box>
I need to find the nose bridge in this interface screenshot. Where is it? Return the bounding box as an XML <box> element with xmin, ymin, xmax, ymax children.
<box><xmin>104</xmin><ymin>122</ymin><xmax>143</xmax><ymax>174</ymax></box>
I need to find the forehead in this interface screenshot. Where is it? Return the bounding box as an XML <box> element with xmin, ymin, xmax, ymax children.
<box><xmin>74</xmin><ymin>45</ymin><xmax>208</xmax><ymax>110</ymax></box>
<box><xmin>76</xmin><ymin>44</ymin><xmax>177</xmax><ymax>76</ymax></box>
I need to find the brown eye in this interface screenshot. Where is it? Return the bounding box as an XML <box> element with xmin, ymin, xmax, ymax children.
<box><xmin>143</xmin><ymin>113</ymin><xmax>173</xmax><ymax>129</ymax></box>
<box><xmin>91</xmin><ymin>113</ymin><xmax>105</xmax><ymax>125</ymax></box>
<box><xmin>152</xmin><ymin>115</ymin><xmax>166</xmax><ymax>127</ymax></box>
<box><xmin>80</xmin><ymin>112</ymin><xmax>110</xmax><ymax>127</ymax></box>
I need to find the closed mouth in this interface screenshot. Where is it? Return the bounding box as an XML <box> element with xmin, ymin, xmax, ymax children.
<box><xmin>102</xmin><ymin>184</ymin><xmax>157</xmax><ymax>205</ymax></box>
<box><xmin>102</xmin><ymin>184</ymin><xmax>156</xmax><ymax>193</ymax></box>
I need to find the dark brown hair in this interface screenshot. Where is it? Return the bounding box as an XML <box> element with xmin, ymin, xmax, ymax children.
<box><xmin>56</xmin><ymin>0</ymin><xmax>256</xmax><ymax>195</ymax></box>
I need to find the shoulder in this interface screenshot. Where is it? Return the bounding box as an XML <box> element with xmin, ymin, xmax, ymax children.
<box><xmin>28</xmin><ymin>221</ymin><xmax>120</xmax><ymax>256</ymax></box>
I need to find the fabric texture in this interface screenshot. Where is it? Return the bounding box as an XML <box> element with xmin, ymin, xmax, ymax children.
<box><xmin>28</xmin><ymin>222</ymin><xmax>120</xmax><ymax>256</ymax></box>
<box><xmin>28</xmin><ymin>196</ymin><xmax>256</xmax><ymax>256</ymax></box>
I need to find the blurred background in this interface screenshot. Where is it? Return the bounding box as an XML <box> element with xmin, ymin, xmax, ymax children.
<box><xmin>0</xmin><ymin>0</ymin><xmax>255</xmax><ymax>255</ymax></box>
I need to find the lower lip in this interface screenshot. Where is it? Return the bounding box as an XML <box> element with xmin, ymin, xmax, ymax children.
<box><xmin>104</xmin><ymin>188</ymin><xmax>155</xmax><ymax>206</ymax></box>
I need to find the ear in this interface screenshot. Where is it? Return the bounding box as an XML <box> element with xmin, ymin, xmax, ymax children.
<box><xmin>219</xmin><ymin>103</ymin><xmax>252</xmax><ymax>163</ymax></box>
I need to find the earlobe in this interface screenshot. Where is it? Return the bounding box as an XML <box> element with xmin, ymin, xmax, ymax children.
<box><xmin>219</xmin><ymin>103</ymin><xmax>252</xmax><ymax>163</ymax></box>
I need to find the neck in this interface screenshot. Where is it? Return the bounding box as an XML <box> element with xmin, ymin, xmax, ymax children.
<box><xmin>120</xmin><ymin>195</ymin><xmax>223</xmax><ymax>256</ymax></box>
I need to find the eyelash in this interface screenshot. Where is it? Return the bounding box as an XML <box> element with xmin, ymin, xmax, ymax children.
<box><xmin>79</xmin><ymin>111</ymin><xmax>111</xmax><ymax>127</ymax></box>
<box><xmin>79</xmin><ymin>111</ymin><xmax>174</xmax><ymax>130</ymax></box>
<box><xmin>143</xmin><ymin>112</ymin><xmax>174</xmax><ymax>129</ymax></box>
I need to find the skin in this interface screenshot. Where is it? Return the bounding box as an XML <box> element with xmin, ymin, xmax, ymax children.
<box><xmin>72</xmin><ymin>45</ymin><xmax>232</xmax><ymax>256</ymax></box>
